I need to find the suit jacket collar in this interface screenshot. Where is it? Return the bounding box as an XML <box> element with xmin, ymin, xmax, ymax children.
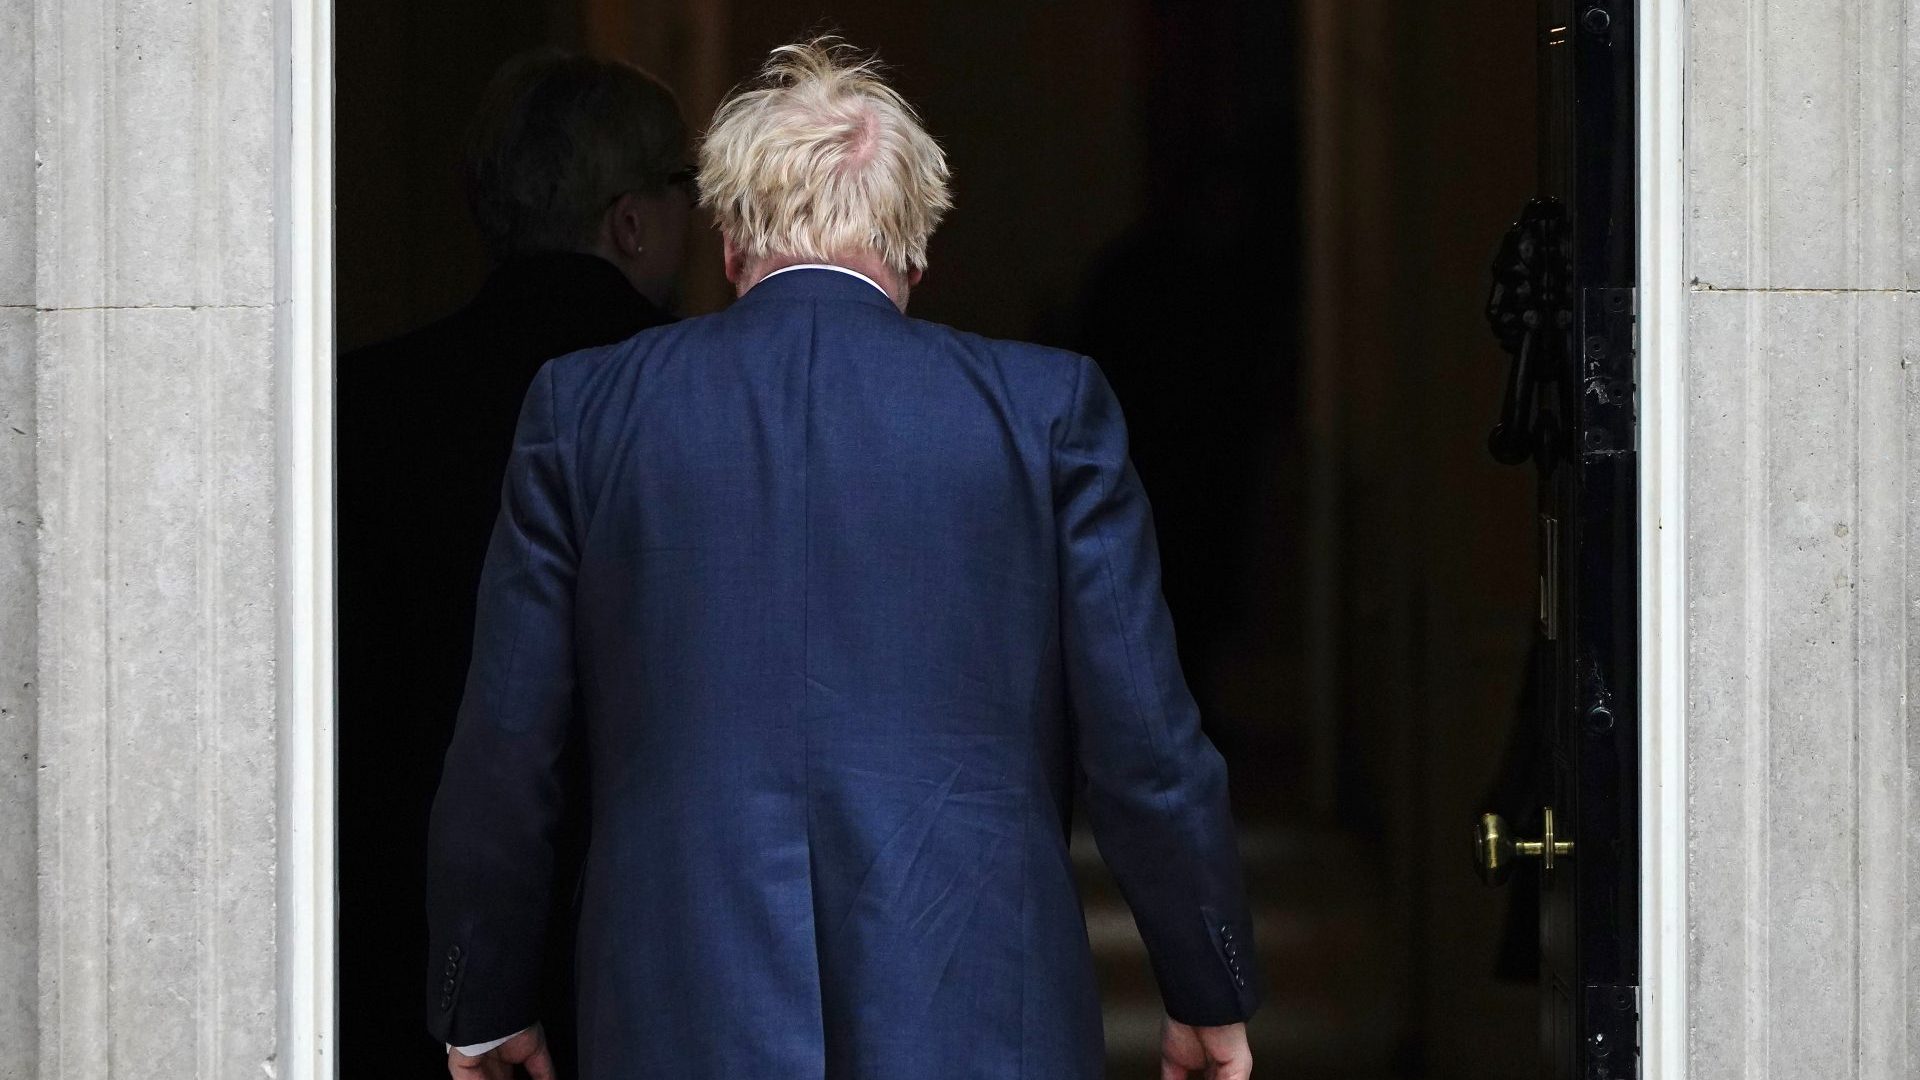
<box><xmin>471</xmin><ymin>251</ymin><xmax>670</xmax><ymax>328</ymax></box>
<box><xmin>733</xmin><ymin>265</ymin><xmax>902</xmax><ymax>314</ymax></box>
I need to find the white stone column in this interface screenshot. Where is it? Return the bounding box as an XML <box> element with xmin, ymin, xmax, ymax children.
<box><xmin>1685</xmin><ymin>0</ymin><xmax>1918</xmax><ymax>1077</ymax></box>
<box><xmin>24</xmin><ymin>0</ymin><xmax>286</xmax><ymax>1075</ymax></box>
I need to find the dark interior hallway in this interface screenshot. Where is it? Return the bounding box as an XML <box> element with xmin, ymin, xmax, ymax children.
<box><xmin>334</xmin><ymin>2</ymin><xmax>1541</xmax><ymax>1075</ymax></box>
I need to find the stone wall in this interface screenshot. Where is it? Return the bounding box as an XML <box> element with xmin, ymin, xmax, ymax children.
<box><xmin>1684</xmin><ymin>0</ymin><xmax>1919</xmax><ymax>1076</ymax></box>
<box><xmin>13</xmin><ymin>0</ymin><xmax>286</xmax><ymax>1076</ymax></box>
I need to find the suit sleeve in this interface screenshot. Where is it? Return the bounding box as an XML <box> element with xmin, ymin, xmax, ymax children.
<box><xmin>424</xmin><ymin>363</ymin><xmax>580</xmax><ymax>1046</ymax></box>
<box><xmin>1053</xmin><ymin>354</ymin><xmax>1265</xmax><ymax>1026</ymax></box>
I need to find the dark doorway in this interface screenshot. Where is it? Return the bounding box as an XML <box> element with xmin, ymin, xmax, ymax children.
<box><xmin>334</xmin><ymin>2</ymin><xmax>1541</xmax><ymax>1076</ymax></box>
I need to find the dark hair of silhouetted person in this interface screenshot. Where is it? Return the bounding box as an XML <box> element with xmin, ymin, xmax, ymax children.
<box><xmin>461</xmin><ymin>50</ymin><xmax>688</xmax><ymax>262</ymax></box>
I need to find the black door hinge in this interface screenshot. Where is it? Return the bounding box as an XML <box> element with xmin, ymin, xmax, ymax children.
<box><xmin>1578</xmin><ymin>287</ymin><xmax>1636</xmax><ymax>458</ymax></box>
<box><xmin>1585</xmin><ymin>983</ymin><xmax>1640</xmax><ymax>1079</ymax></box>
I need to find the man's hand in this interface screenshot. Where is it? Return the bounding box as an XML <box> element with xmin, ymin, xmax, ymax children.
<box><xmin>1160</xmin><ymin>1015</ymin><xmax>1252</xmax><ymax>1080</ymax></box>
<box><xmin>447</xmin><ymin>1023</ymin><xmax>556</xmax><ymax>1080</ymax></box>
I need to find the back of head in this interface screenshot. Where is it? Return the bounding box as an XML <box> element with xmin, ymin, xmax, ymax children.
<box><xmin>464</xmin><ymin>50</ymin><xmax>688</xmax><ymax>262</ymax></box>
<box><xmin>697</xmin><ymin>38</ymin><xmax>952</xmax><ymax>277</ymax></box>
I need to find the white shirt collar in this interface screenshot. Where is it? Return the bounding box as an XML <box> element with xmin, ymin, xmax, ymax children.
<box><xmin>757</xmin><ymin>262</ymin><xmax>892</xmax><ymax>300</ymax></box>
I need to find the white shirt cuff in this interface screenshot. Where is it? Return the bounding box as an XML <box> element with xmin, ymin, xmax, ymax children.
<box><xmin>447</xmin><ymin>1028</ymin><xmax>524</xmax><ymax>1057</ymax></box>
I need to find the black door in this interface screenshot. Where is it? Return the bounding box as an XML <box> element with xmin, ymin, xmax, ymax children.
<box><xmin>1477</xmin><ymin>2</ymin><xmax>1639</xmax><ymax>1078</ymax></box>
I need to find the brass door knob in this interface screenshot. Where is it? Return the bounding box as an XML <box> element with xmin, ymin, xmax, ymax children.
<box><xmin>1473</xmin><ymin>806</ymin><xmax>1574</xmax><ymax>885</ymax></box>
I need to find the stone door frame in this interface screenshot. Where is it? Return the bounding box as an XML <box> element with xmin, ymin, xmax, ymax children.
<box><xmin>281</xmin><ymin>0</ymin><xmax>336</xmax><ymax>1075</ymax></box>
<box><xmin>272</xmin><ymin>3</ymin><xmax>1693</xmax><ymax>1077</ymax></box>
<box><xmin>1638</xmin><ymin>1</ymin><xmax>1687</xmax><ymax>1077</ymax></box>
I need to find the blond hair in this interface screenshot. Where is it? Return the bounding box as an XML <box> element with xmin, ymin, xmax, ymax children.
<box><xmin>697</xmin><ymin>38</ymin><xmax>952</xmax><ymax>275</ymax></box>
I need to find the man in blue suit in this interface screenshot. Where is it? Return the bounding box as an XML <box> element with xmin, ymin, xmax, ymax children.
<box><xmin>426</xmin><ymin>38</ymin><xmax>1262</xmax><ymax>1080</ymax></box>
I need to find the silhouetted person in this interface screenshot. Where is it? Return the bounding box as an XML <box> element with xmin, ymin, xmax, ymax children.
<box><xmin>335</xmin><ymin>50</ymin><xmax>691</xmax><ymax>1079</ymax></box>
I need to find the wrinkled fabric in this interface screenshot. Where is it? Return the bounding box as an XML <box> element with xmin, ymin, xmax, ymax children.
<box><xmin>425</xmin><ymin>268</ymin><xmax>1263</xmax><ymax>1079</ymax></box>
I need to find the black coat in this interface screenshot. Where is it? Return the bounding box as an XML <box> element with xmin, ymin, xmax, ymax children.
<box><xmin>336</xmin><ymin>253</ymin><xmax>670</xmax><ymax>1077</ymax></box>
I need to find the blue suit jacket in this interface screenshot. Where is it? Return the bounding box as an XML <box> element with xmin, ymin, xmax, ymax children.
<box><xmin>425</xmin><ymin>267</ymin><xmax>1263</xmax><ymax>1077</ymax></box>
